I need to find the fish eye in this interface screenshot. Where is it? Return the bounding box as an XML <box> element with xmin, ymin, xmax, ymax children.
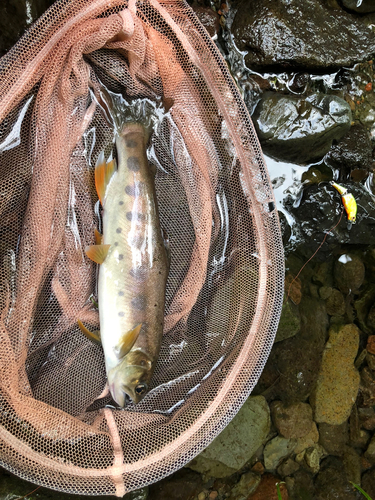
<box><xmin>135</xmin><ymin>383</ymin><xmax>147</xmax><ymax>395</ymax></box>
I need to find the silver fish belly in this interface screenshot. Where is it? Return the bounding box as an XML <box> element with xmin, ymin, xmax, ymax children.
<box><xmin>97</xmin><ymin>122</ymin><xmax>168</xmax><ymax>405</ymax></box>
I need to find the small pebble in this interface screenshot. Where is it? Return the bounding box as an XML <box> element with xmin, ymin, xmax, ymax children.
<box><xmin>198</xmin><ymin>492</ymin><xmax>206</xmax><ymax>500</ymax></box>
<box><xmin>209</xmin><ymin>491</ymin><xmax>218</xmax><ymax>500</ymax></box>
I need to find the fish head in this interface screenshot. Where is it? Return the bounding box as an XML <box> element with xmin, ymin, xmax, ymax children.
<box><xmin>108</xmin><ymin>350</ymin><xmax>153</xmax><ymax>406</ymax></box>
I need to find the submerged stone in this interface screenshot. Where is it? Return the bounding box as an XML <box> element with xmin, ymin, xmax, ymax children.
<box><xmin>264</xmin><ymin>435</ymin><xmax>297</xmax><ymax>470</ymax></box>
<box><xmin>252</xmin><ymin>92</ymin><xmax>351</xmax><ymax>164</ymax></box>
<box><xmin>232</xmin><ymin>0</ymin><xmax>375</xmax><ymax>71</ymax></box>
<box><xmin>334</xmin><ymin>253</ymin><xmax>365</xmax><ymax>294</ymax></box>
<box><xmin>270</xmin><ymin>401</ymin><xmax>313</xmax><ymax>439</ymax></box>
<box><xmin>342</xmin><ymin>0</ymin><xmax>375</xmax><ymax>13</ymax></box>
<box><xmin>313</xmin><ymin>324</ymin><xmax>360</xmax><ymax>425</ymax></box>
<box><xmin>187</xmin><ymin>396</ymin><xmax>270</xmax><ymax>478</ymax></box>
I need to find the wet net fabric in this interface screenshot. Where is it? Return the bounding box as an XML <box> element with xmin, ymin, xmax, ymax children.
<box><xmin>0</xmin><ymin>0</ymin><xmax>284</xmax><ymax>495</ymax></box>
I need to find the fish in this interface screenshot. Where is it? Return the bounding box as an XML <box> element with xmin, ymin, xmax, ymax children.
<box><xmin>79</xmin><ymin>121</ymin><xmax>169</xmax><ymax>406</ymax></box>
<box><xmin>330</xmin><ymin>181</ymin><xmax>357</xmax><ymax>224</ymax></box>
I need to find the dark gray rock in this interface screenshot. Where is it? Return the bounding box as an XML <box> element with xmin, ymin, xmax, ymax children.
<box><xmin>341</xmin><ymin>0</ymin><xmax>375</xmax><ymax>14</ymax></box>
<box><xmin>0</xmin><ymin>0</ymin><xmax>55</xmax><ymax>57</ymax></box>
<box><xmin>362</xmin><ymin>468</ymin><xmax>375</xmax><ymax>499</ymax></box>
<box><xmin>287</xmin><ymin>183</ymin><xmax>375</xmax><ymax>247</ymax></box>
<box><xmin>334</xmin><ymin>254</ymin><xmax>365</xmax><ymax>294</ymax></box>
<box><xmin>287</xmin><ymin>470</ymin><xmax>315</xmax><ymax>500</ymax></box>
<box><xmin>325</xmin><ymin>125</ymin><xmax>373</xmax><ymax>180</ymax></box>
<box><xmin>325</xmin><ymin>288</ymin><xmax>346</xmax><ymax>316</ymax></box>
<box><xmin>253</xmin><ymin>92</ymin><xmax>351</xmax><ymax>164</ymax></box>
<box><xmin>232</xmin><ymin>0</ymin><xmax>375</xmax><ymax>72</ymax></box>
<box><xmin>314</xmin><ymin>456</ymin><xmax>360</xmax><ymax>500</ymax></box>
<box><xmin>318</xmin><ymin>421</ymin><xmax>349</xmax><ymax>456</ymax></box>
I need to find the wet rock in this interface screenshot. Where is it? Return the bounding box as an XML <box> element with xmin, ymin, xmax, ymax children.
<box><xmin>249</xmin><ymin>474</ymin><xmax>288</xmax><ymax>500</ymax></box>
<box><xmin>270</xmin><ymin>401</ymin><xmax>313</xmax><ymax>439</ymax></box>
<box><xmin>192</xmin><ymin>6</ymin><xmax>220</xmax><ymax>38</ymax></box>
<box><xmin>364</xmin><ymin>434</ymin><xmax>375</xmax><ymax>464</ymax></box>
<box><xmin>325</xmin><ymin>124</ymin><xmax>373</xmax><ymax>180</ymax></box>
<box><xmin>315</xmin><ymin>456</ymin><xmax>359</xmax><ymax>500</ymax></box>
<box><xmin>284</xmin><ymin>275</ymin><xmax>302</xmax><ymax>305</ymax></box>
<box><xmin>362</xmin><ymin>468</ymin><xmax>375</xmax><ymax>499</ymax></box>
<box><xmin>342</xmin><ymin>447</ymin><xmax>361</xmax><ymax>485</ymax></box>
<box><xmin>334</xmin><ymin>254</ymin><xmax>365</xmax><ymax>294</ymax></box>
<box><xmin>294</xmin><ymin>422</ymin><xmax>319</xmax><ymax>454</ymax></box>
<box><xmin>0</xmin><ymin>0</ymin><xmax>55</xmax><ymax>57</ymax></box>
<box><xmin>304</xmin><ymin>445</ymin><xmax>326</xmax><ymax>474</ymax></box>
<box><xmin>313</xmin><ymin>324</ymin><xmax>360</xmax><ymax>425</ymax></box>
<box><xmin>227</xmin><ymin>472</ymin><xmax>261</xmax><ymax>500</ymax></box>
<box><xmin>253</xmin><ymin>92</ymin><xmax>351</xmax><ymax>164</ymax></box>
<box><xmin>355</xmin><ymin>285</ymin><xmax>375</xmax><ymax>335</ymax></box>
<box><xmin>360</xmin><ymin>366</ymin><xmax>375</xmax><ymax>407</ymax></box>
<box><xmin>148</xmin><ymin>468</ymin><xmax>202</xmax><ymax>500</ymax></box>
<box><xmin>187</xmin><ymin>396</ymin><xmax>270</xmax><ymax>478</ymax></box>
<box><xmin>263</xmin><ymin>436</ymin><xmax>297</xmax><ymax>471</ymax></box>
<box><xmin>287</xmin><ymin>470</ymin><xmax>315</xmax><ymax>500</ymax></box>
<box><xmin>274</xmin><ymin>300</ymin><xmax>301</xmax><ymax>343</ymax></box>
<box><xmin>277</xmin><ymin>458</ymin><xmax>300</xmax><ymax>478</ymax></box>
<box><xmin>255</xmin><ymin>297</ymin><xmax>328</xmax><ymax>404</ymax></box>
<box><xmin>342</xmin><ymin>0</ymin><xmax>375</xmax><ymax>13</ymax></box>
<box><xmin>287</xmin><ymin>182</ymin><xmax>375</xmax><ymax>247</ymax></box>
<box><xmin>325</xmin><ymin>288</ymin><xmax>346</xmax><ymax>316</ymax></box>
<box><xmin>231</xmin><ymin>0</ymin><xmax>375</xmax><ymax>72</ymax></box>
<box><xmin>318</xmin><ymin>421</ymin><xmax>349</xmax><ymax>456</ymax></box>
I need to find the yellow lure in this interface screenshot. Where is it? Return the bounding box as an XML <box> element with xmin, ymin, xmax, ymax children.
<box><xmin>330</xmin><ymin>181</ymin><xmax>357</xmax><ymax>224</ymax></box>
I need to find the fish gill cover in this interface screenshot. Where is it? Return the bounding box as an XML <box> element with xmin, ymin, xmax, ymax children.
<box><xmin>0</xmin><ymin>0</ymin><xmax>283</xmax><ymax>495</ymax></box>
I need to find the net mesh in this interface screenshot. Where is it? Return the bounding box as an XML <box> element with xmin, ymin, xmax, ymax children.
<box><xmin>0</xmin><ymin>0</ymin><xmax>284</xmax><ymax>495</ymax></box>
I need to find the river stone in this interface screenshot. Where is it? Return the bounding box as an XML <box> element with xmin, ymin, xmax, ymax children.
<box><xmin>315</xmin><ymin>456</ymin><xmax>359</xmax><ymax>500</ymax></box>
<box><xmin>270</xmin><ymin>401</ymin><xmax>313</xmax><ymax>439</ymax></box>
<box><xmin>187</xmin><ymin>396</ymin><xmax>270</xmax><ymax>478</ymax></box>
<box><xmin>364</xmin><ymin>434</ymin><xmax>375</xmax><ymax>464</ymax></box>
<box><xmin>232</xmin><ymin>0</ymin><xmax>375</xmax><ymax>72</ymax></box>
<box><xmin>342</xmin><ymin>0</ymin><xmax>375</xmax><ymax>13</ymax></box>
<box><xmin>227</xmin><ymin>471</ymin><xmax>261</xmax><ymax>500</ymax></box>
<box><xmin>313</xmin><ymin>324</ymin><xmax>360</xmax><ymax>425</ymax></box>
<box><xmin>325</xmin><ymin>124</ymin><xmax>373</xmax><ymax>176</ymax></box>
<box><xmin>249</xmin><ymin>473</ymin><xmax>289</xmax><ymax>500</ymax></box>
<box><xmin>274</xmin><ymin>300</ymin><xmax>301</xmax><ymax>343</ymax></box>
<box><xmin>263</xmin><ymin>436</ymin><xmax>297</xmax><ymax>470</ymax></box>
<box><xmin>295</xmin><ymin>422</ymin><xmax>319</xmax><ymax>454</ymax></box>
<box><xmin>252</xmin><ymin>92</ymin><xmax>351</xmax><ymax>164</ymax></box>
<box><xmin>334</xmin><ymin>254</ymin><xmax>365</xmax><ymax>294</ymax></box>
<box><xmin>325</xmin><ymin>288</ymin><xmax>346</xmax><ymax>316</ymax></box>
<box><xmin>287</xmin><ymin>182</ymin><xmax>375</xmax><ymax>246</ymax></box>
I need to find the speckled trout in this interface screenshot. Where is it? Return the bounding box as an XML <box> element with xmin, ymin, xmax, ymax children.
<box><xmin>79</xmin><ymin>122</ymin><xmax>169</xmax><ymax>406</ymax></box>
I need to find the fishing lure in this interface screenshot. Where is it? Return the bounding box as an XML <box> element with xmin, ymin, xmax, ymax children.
<box><xmin>330</xmin><ymin>181</ymin><xmax>357</xmax><ymax>224</ymax></box>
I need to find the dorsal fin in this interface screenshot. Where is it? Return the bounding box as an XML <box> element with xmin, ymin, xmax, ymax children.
<box><xmin>95</xmin><ymin>152</ymin><xmax>117</xmax><ymax>205</ymax></box>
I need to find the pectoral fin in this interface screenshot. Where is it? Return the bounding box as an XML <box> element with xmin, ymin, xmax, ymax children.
<box><xmin>95</xmin><ymin>152</ymin><xmax>117</xmax><ymax>205</ymax></box>
<box><xmin>85</xmin><ymin>244</ymin><xmax>110</xmax><ymax>264</ymax></box>
<box><xmin>94</xmin><ymin>228</ymin><xmax>103</xmax><ymax>245</ymax></box>
<box><xmin>115</xmin><ymin>323</ymin><xmax>142</xmax><ymax>359</ymax></box>
<box><xmin>78</xmin><ymin>320</ymin><xmax>101</xmax><ymax>344</ymax></box>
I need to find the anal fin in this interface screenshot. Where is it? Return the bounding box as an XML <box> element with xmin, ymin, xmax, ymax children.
<box><xmin>115</xmin><ymin>323</ymin><xmax>142</xmax><ymax>359</ymax></box>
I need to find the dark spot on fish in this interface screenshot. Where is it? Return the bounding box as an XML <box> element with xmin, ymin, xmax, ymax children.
<box><xmin>129</xmin><ymin>267</ymin><xmax>148</xmax><ymax>282</ymax></box>
<box><xmin>114</xmin><ymin>242</ymin><xmax>118</xmax><ymax>246</ymax></box>
<box><xmin>118</xmin><ymin>254</ymin><xmax>124</xmax><ymax>260</ymax></box>
<box><xmin>126</xmin><ymin>139</ymin><xmax>138</xmax><ymax>148</ymax></box>
<box><xmin>131</xmin><ymin>295</ymin><xmax>146</xmax><ymax>311</ymax></box>
<box><xmin>116</xmin><ymin>228</ymin><xmax>122</xmax><ymax>233</ymax></box>
<box><xmin>126</xmin><ymin>212</ymin><xmax>146</xmax><ymax>222</ymax></box>
<box><xmin>154</xmin><ymin>303</ymin><xmax>157</xmax><ymax>307</ymax></box>
<box><xmin>118</xmin><ymin>291</ymin><xmax>124</xmax><ymax>296</ymax></box>
<box><xmin>127</xmin><ymin>156</ymin><xmax>140</xmax><ymax>171</ymax></box>
<box><xmin>119</xmin><ymin>201</ymin><xmax>124</xmax><ymax>205</ymax></box>
<box><xmin>118</xmin><ymin>311</ymin><xmax>125</xmax><ymax>317</ymax></box>
<box><xmin>125</xmin><ymin>185</ymin><xmax>135</xmax><ymax>196</ymax></box>
<box><xmin>128</xmin><ymin>234</ymin><xmax>145</xmax><ymax>248</ymax></box>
